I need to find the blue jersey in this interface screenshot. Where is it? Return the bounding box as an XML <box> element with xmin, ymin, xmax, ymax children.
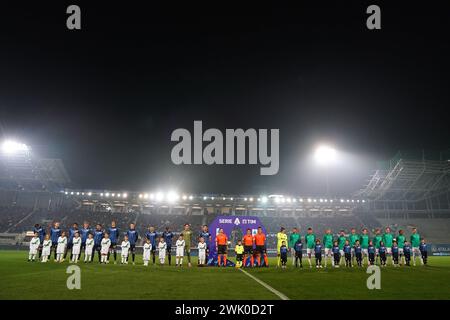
<box><xmin>80</xmin><ymin>227</ymin><xmax>92</xmax><ymax>244</ymax></box>
<box><xmin>93</xmin><ymin>229</ymin><xmax>104</xmax><ymax>246</ymax></box>
<box><xmin>126</xmin><ymin>229</ymin><xmax>139</xmax><ymax>245</ymax></box>
<box><xmin>163</xmin><ymin>231</ymin><xmax>174</xmax><ymax>248</ymax></box>
<box><xmin>379</xmin><ymin>246</ymin><xmax>386</xmax><ymax>254</ymax></box>
<box><xmin>343</xmin><ymin>245</ymin><xmax>351</xmax><ymax>254</ymax></box>
<box><xmin>68</xmin><ymin>228</ymin><xmax>79</xmax><ymax>244</ymax></box>
<box><xmin>33</xmin><ymin>226</ymin><xmax>46</xmax><ymax>242</ymax></box>
<box><xmin>314</xmin><ymin>244</ymin><xmax>322</xmax><ymax>254</ymax></box>
<box><xmin>294</xmin><ymin>241</ymin><xmax>303</xmax><ymax>253</ymax></box>
<box><xmin>145</xmin><ymin>231</ymin><xmax>158</xmax><ymax>247</ymax></box>
<box><xmin>199</xmin><ymin>231</ymin><xmax>211</xmax><ymax>246</ymax></box>
<box><xmin>50</xmin><ymin>227</ymin><xmax>61</xmax><ymax>244</ymax></box>
<box><xmin>392</xmin><ymin>246</ymin><xmax>399</xmax><ymax>254</ymax></box>
<box><xmin>419</xmin><ymin>243</ymin><xmax>427</xmax><ymax>253</ymax></box>
<box><xmin>108</xmin><ymin>227</ymin><xmax>120</xmax><ymax>244</ymax></box>
<box><xmin>354</xmin><ymin>245</ymin><xmax>362</xmax><ymax>254</ymax></box>
<box><xmin>332</xmin><ymin>246</ymin><xmax>340</xmax><ymax>255</ymax></box>
<box><xmin>280</xmin><ymin>245</ymin><xmax>288</xmax><ymax>255</ymax></box>
<box><xmin>404</xmin><ymin>245</ymin><xmax>411</xmax><ymax>254</ymax></box>
<box><xmin>368</xmin><ymin>245</ymin><xmax>375</xmax><ymax>254</ymax></box>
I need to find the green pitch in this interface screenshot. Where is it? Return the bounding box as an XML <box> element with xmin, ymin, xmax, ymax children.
<box><xmin>1</xmin><ymin>250</ymin><xmax>449</xmax><ymax>300</ymax></box>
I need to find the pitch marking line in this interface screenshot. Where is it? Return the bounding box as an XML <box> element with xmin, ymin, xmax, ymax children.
<box><xmin>239</xmin><ymin>268</ymin><xmax>290</xmax><ymax>300</ymax></box>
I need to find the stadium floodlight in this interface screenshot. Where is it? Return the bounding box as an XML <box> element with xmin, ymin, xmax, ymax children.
<box><xmin>166</xmin><ymin>191</ymin><xmax>179</xmax><ymax>203</ymax></box>
<box><xmin>223</xmin><ymin>197</ymin><xmax>226</xmax><ymax>200</ymax></box>
<box><xmin>105</xmin><ymin>193</ymin><xmax>110</xmax><ymax>197</ymax></box>
<box><xmin>281</xmin><ymin>198</ymin><xmax>286</xmax><ymax>203</ymax></box>
<box><xmin>274</xmin><ymin>197</ymin><xmax>280</xmax><ymax>203</ymax></box>
<box><xmin>319</xmin><ymin>198</ymin><xmax>323</xmax><ymax>202</ymax></box>
<box><xmin>313</xmin><ymin>199</ymin><xmax>317</xmax><ymax>202</ymax></box>
<box><xmin>249</xmin><ymin>197</ymin><xmax>253</xmax><ymax>202</ymax></box>
<box><xmin>261</xmin><ymin>196</ymin><xmax>268</xmax><ymax>204</ymax></box>
<box><xmin>307</xmin><ymin>198</ymin><xmax>312</xmax><ymax>203</ymax></box>
<box><xmin>362</xmin><ymin>200</ymin><xmax>366</xmax><ymax>203</ymax></box>
<box><xmin>189</xmin><ymin>195</ymin><xmax>194</xmax><ymax>200</ymax></box>
<box><xmin>149</xmin><ymin>193</ymin><xmax>154</xmax><ymax>200</ymax></box>
<box><xmin>65</xmin><ymin>191</ymin><xmax>68</xmax><ymax>195</ymax></box>
<box><xmin>314</xmin><ymin>145</ymin><xmax>337</xmax><ymax>166</ymax></box>
<box><xmin>330</xmin><ymin>199</ymin><xmax>333</xmax><ymax>203</ymax></box>
<box><xmin>88</xmin><ymin>192</ymin><xmax>92</xmax><ymax>196</ymax></box>
<box><xmin>340</xmin><ymin>199</ymin><xmax>344</xmax><ymax>203</ymax></box>
<box><xmin>203</xmin><ymin>196</ymin><xmax>207</xmax><ymax>200</ymax></box>
<box><xmin>143</xmin><ymin>193</ymin><xmax>148</xmax><ymax>199</ymax></box>
<box><xmin>117</xmin><ymin>193</ymin><xmax>121</xmax><ymax>198</ymax></box>
<box><xmin>286</xmin><ymin>197</ymin><xmax>291</xmax><ymax>203</ymax></box>
<box><xmin>230</xmin><ymin>197</ymin><xmax>233</xmax><ymax>201</ymax></box>
<box><xmin>182</xmin><ymin>195</ymin><xmax>188</xmax><ymax>200</ymax></box>
<box><xmin>139</xmin><ymin>194</ymin><xmax>143</xmax><ymax>198</ymax></box>
<box><xmin>155</xmin><ymin>192</ymin><xmax>164</xmax><ymax>202</ymax></box>
<box><xmin>123</xmin><ymin>193</ymin><xmax>127</xmax><ymax>198</ymax></box>
<box><xmin>1</xmin><ymin>140</ymin><xmax>29</xmax><ymax>154</ymax></box>
<box><xmin>100</xmin><ymin>193</ymin><xmax>104</xmax><ymax>197</ymax></box>
<box><xmin>81</xmin><ymin>192</ymin><xmax>84</xmax><ymax>196</ymax></box>
<box><xmin>244</xmin><ymin>197</ymin><xmax>248</xmax><ymax>201</ymax></box>
<box><xmin>211</xmin><ymin>197</ymin><xmax>215</xmax><ymax>200</ymax></box>
<box><xmin>293</xmin><ymin>198</ymin><xmax>297</xmax><ymax>203</ymax></box>
<box><xmin>299</xmin><ymin>198</ymin><xmax>303</xmax><ymax>202</ymax></box>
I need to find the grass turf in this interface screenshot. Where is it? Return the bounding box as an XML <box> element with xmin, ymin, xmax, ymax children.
<box><xmin>1</xmin><ymin>250</ymin><xmax>449</xmax><ymax>300</ymax></box>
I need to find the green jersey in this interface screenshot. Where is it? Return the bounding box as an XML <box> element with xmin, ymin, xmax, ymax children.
<box><xmin>383</xmin><ymin>233</ymin><xmax>393</xmax><ymax>247</ymax></box>
<box><xmin>305</xmin><ymin>233</ymin><xmax>316</xmax><ymax>249</ymax></box>
<box><xmin>373</xmin><ymin>235</ymin><xmax>382</xmax><ymax>248</ymax></box>
<box><xmin>338</xmin><ymin>235</ymin><xmax>347</xmax><ymax>249</ymax></box>
<box><xmin>360</xmin><ymin>234</ymin><xmax>370</xmax><ymax>249</ymax></box>
<box><xmin>396</xmin><ymin>234</ymin><xmax>406</xmax><ymax>248</ymax></box>
<box><xmin>349</xmin><ymin>233</ymin><xmax>360</xmax><ymax>246</ymax></box>
<box><xmin>181</xmin><ymin>230</ymin><xmax>193</xmax><ymax>248</ymax></box>
<box><xmin>411</xmin><ymin>233</ymin><xmax>420</xmax><ymax>247</ymax></box>
<box><xmin>323</xmin><ymin>234</ymin><xmax>333</xmax><ymax>249</ymax></box>
<box><xmin>289</xmin><ymin>233</ymin><xmax>300</xmax><ymax>248</ymax></box>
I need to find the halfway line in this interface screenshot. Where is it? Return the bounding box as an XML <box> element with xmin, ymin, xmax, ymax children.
<box><xmin>239</xmin><ymin>268</ymin><xmax>290</xmax><ymax>300</ymax></box>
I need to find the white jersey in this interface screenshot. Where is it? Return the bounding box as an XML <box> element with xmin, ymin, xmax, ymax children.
<box><xmin>56</xmin><ymin>236</ymin><xmax>67</xmax><ymax>254</ymax></box>
<box><xmin>158</xmin><ymin>241</ymin><xmax>167</xmax><ymax>259</ymax></box>
<box><xmin>198</xmin><ymin>242</ymin><xmax>207</xmax><ymax>253</ymax></box>
<box><xmin>29</xmin><ymin>237</ymin><xmax>40</xmax><ymax>254</ymax></box>
<box><xmin>121</xmin><ymin>240</ymin><xmax>130</xmax><ymax>256</ymax></box>
<box><xmin>85</xmin><ymin>238</ymin><xmax>94</xmax><ymax>255</ymax></box>
<box><xmin>42</xmin><ymin>239</ymin><xmax>52</xmax><ymax>256</ymax></box>
<box><xmin>101</xmin><ymin>238</ymin><xmax>111</xmax><ymax>254</ymax></box>
<box><xmin>143</xmin><ymin>243</ymin><xmax>152</xmax><ymax>260</ymax></box>
<box><xmin>72</xmin><ymin>237</ymin><xmax>82</xmax><ymax>255</ymax></box>
<box><xmin>176</xmin><ymin>239</ymin><xmax>185</xmax><ymax>256</ymax></box>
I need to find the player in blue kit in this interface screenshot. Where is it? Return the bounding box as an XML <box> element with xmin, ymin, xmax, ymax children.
<box><xmin>107</xmin><ymin>221</ymin><xmax>120</xmax><ymax>264</ymax></box>
<box><xmin>162</xmin><ymin>227</ymin><xmax>174</xmax><ymax>265</ymax></box>
<box><xmin>65</xmin><ymin>223</ymin><xmax>79</xmax><ymax>260</ymax></box>
<box><xmin>354</xmin><ymin>240</ymin><xmax>362</xmax><ymax>267</ymax></box>
<box><xmin>379</xmin><ymin>242</ymin><xmax>387</xmax><ymax>267</ymax></box>
<box><xmin>145</xmin><ymin>226</ymin><xmax>158</xmax><ymax>265</ymax></box>
<box><xmin>419</xmin><ymin>238</ymin><xmax>428</xmax><ymax>265</ymax></box>
<box><xmin>80</xmin><ymin>221</ymin><xmax>92</xmax><ymax>260</ymax></box>
<box><xmin>392</xmin><ymin>241</ymin><xmax>399</xmax><ymax>266</ymax></box>
<box><xmin>343</xmin><ymin>240</ymin><xmax>352</xmax><ymax>267</ymax></box>
<box><xmin>279</xmin><ymin>241</ymin><xmax>288</xmax><ymax>269</ymax></box>
<box><xmin>33</xmin><ymin>223</ymin><xmax>46</xmax><ymax>259</ymax></box>
<box><xmin>50</xmin><ymin>222</ymin><xmax>61</xmax><ymax>260</ymax></box>
<box><xmin>314</xmin><ymin>239</ymin><xmax>323</xmax><ymax>268</ymax></box>
<box><xmin>368</xmin><ymin>241</ymin><xmax>376</xmax><ymax>265</ymax></box>
<box><xmin>126</xmin><ymin>223</ymin><xmax>139</xmax><ymax>264</ymax></box>
<box><xmin>403</xmin><ymin>241</ymin><xmax>412</xmax><ymax>266</ymax></box>
<box><xmin>198</xmin><ymin>225</ymin><xmax>212</xmax><ymax>257</ymax></box>
<box><xmin>92</xmin><ymin>224</ymin><xmax>104</xmax><ymax>262</ymax></box>
<box><xmin>332</xmin><ymin>241</ymin><xmax>340</xmax><ymax>268</ymax></box>
<box><xmin>294</xmin><ymin>238</ymin><xmax>303</xmax><ymax>268</ymax></box>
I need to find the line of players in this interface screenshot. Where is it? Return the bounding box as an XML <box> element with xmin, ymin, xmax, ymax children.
<box><xmin>27</xmin><ymin>221</ymin><xmax>429</xmax><ymax>269</ymax></box>
<box><xmin>275</xmin><ymin>226</ymin><xmax>429</xmax><ymax>269</ymax></box>
<box><xmin>28</xmin><ymin>221</ymin><xmax>212</xmax><ymax>267</ymax></box>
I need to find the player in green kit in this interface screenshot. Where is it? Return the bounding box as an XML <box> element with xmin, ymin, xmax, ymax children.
<box><xmin>322</xmin><ymin>229</ymin><xmax>334</xmax><ymax>267</ymax></box>
<box><xmin>410</xmin><ymin>227</ymin><xmax>423</xmax><ymax>266</ymax></box>
<box><xmin>181</xmin><ymin>224</ymin><xmax>193</xmax><ymax>267</ymax></box>
<box><xmin>338</xmin><ymin>230</ymin><xmax>347</xmax><ymax>266</ymax></box>
<box><xmin>305</xmin><ymin>228</ymin><xmax>316</xmax><ymax>268</ymax></box>
<box><xmin>360</xmin><ymin>228</ymin><xmax>370</xmax><ymax>266</ymax></box>
<box><xmin>349</xmin><ymin>228</ymin><xmax>360</xmax><ymax>266</ymax></box>
<box><xmin>289</xmin><ymin>227</ymin><xmax>300</xmax><ymax>266</ymax></box>
<box><xmin>382</xmin><ymin>227</ymin><xmax>394</xmax><ymax>266</ymax></box>
<box><xmin>373</xmin><ymin>228</ymin><xmax>383</xmax><ymax>264</ymax></box>
<box><xmin>396</xmin><ymin>229</ymin><xmax>406</xmax><ymax>265</ymax></box>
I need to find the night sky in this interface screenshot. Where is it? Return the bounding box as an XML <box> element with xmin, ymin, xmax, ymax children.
<box><xmin>0</xmin><ymin>1</ymin><xmax>449</xmax><ymax>196</ymax></box>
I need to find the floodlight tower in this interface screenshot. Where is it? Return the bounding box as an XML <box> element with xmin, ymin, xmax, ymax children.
<box><xmin>314</xmin><ymin>145</ymin><xmax>337</xmax><ymax>196</ymax></box>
